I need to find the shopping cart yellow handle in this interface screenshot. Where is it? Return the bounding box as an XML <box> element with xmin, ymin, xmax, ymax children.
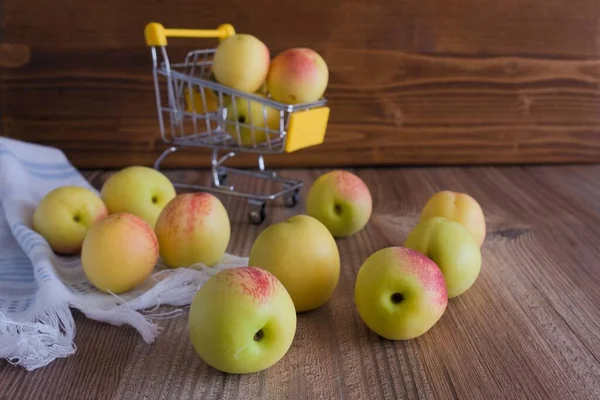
<box><xmin>144</xmin><ymin>22</ymin><xmax>236</xmax><ymax>46</ymax></box>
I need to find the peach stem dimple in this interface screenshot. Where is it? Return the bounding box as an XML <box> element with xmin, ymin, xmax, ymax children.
<box><xmin>390</xmin><ymin>293</ymin><xmax>404</xmax><ymax>304</ymax></box>
<box><xmin>334</xmin><ymin>204</ymin><xmax>343</xmax><ymax>215</ymax></box>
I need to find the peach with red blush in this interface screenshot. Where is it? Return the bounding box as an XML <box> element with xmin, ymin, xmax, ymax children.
<box><xmin>154</xmin><ymin>192</ymin><xmax>231</xmax><ymax>268</ymax></box>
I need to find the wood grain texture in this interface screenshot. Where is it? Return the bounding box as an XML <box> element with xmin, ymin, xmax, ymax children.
<box><xmin>2</xmin><ymin>165</ymin><xmax>600</xmax><ymax>399</ymax></box>
<box><xmin>2</xmin><ymin>0</ymin><xmax>600</xmax><ymax>167</ymax></box>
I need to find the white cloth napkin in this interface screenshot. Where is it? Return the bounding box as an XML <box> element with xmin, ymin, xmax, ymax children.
<box><xmin>0</xmin><ymin>137</ymin><xmax>248</xmax><ymax>371</ymax></box>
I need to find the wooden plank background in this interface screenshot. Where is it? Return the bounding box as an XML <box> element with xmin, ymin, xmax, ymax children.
<box><xmin>2</xmin><ymin>0</ymin><xmax>600</xmax><ymax>168</ymax></box>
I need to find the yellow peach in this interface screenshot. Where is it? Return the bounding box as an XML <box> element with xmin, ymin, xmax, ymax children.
<box><xmin>81</xmin><ymin>213</ymin><xmax>158</xmax><ymax>294</ymax></box>
<box><xmin>33</xmin><ymin>186</ymin><xmax>108</xmax><ymax>255</ymax></box>
<box><xmin>225</xmin><ymin>94</ymin><xmax>280</xmax><ymax>147</ymax></box>
<box><xmin>212</xmin><ymin>34</ymin><xmax>270</xmax><ymax>93</ymax></box>
<box><xmin>248</xmin><ymin>215</ymin><xmax>340</xmax><ymax>312</ymax></box>
<box><xmin>419</xmin><ymin>191</ymin><xmax>486</xmax><ymax>247</ymax></box>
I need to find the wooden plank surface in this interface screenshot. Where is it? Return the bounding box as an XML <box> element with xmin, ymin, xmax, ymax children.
<box><xmin>3</xmin><ymin>0</ymin><xmax>600</xmax><ymax>167</ymax></box>
<box><xmin>2</xmin><ymin>165</ymin><xmax>600</xmax><ymax>399</ymax></box>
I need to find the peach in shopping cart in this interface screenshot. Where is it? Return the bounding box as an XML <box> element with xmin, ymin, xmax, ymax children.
<box><xmin>267</xmin><ymin>47</ymin><xmax>328</xmax><ymax>104</ymax></box>
<box><xmin>224</xmin><ymin>95</ymin><xmax>280</xmax><ymax>147</ymax></box>
<box><xmin>212</xmin><ymin>34</ymin><xmax>270</xmax><ymax>94</ymax></box>
<box><xmin>184</xmin><ymin>86</ymin><xmax>220</xmax><ymax>114</ymax></box>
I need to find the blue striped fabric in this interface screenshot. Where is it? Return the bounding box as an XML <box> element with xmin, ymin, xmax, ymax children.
<box><xmin>0</xmin><ymin>137</ymin><xmax>141</xmax><ymax>370</ymax></box>
<box><xmin>0</xmin><ymin>136</ymin><xmax>248</xmax><ymax>371</ymax></box>
<box><xmin>0</xmin><ymin>137</ymin><xmax>99</xmax><ymax>319</ymax></box>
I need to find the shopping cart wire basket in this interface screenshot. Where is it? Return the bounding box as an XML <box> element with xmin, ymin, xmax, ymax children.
<box><xmin>144</xmin><ymin>22</ymin><xmax>330</xmax><ymax>224</ymax></box>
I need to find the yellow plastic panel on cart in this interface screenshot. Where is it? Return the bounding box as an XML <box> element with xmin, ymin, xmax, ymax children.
<box><xmin>284</xmin><ymin>107</ymin><xmax>330</xmax><ymax>153</ymax></box>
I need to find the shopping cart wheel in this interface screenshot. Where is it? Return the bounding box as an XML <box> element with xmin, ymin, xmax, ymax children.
<box><xmin>216</xmin><ymin>172</ymin><xmax>228</xmax><ymax>186</ymax></box>
<box><xmin>219</xmin><ymin>172</ymin><xmax>227</xmax><ymax>185</ymax></box>
<box><xmin>249</xmin><ymin>202</ymin><xmax>266</xmax><ymax>224</ymax></box>
<box><xmin>284</xmin><ymin>189</ymin><xmax>300</xmax><ymax>208</ymax></box>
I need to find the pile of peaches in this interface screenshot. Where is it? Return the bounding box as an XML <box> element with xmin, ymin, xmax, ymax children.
<box><xmin>32</xmin><ymin>166</ymin><xmax>485</xmax><ymax>376</ymax></box>
<box><xmin>190</xmin><ymin>32</ymin><xmax>329</xmax><ymax>146</ymax></box>
<box><xmin>211</xmin><ymin>33</ymin><xmax>328</xmax><ymax>105</ymax></box>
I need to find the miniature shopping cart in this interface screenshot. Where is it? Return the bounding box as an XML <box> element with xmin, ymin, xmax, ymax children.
<box><xmin>144</xmin><ymin>22</ymin><xmax>330</xmax><ymax>224</ymax></box>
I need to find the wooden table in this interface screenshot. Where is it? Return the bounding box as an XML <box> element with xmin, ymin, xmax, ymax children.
<box><xmin>2</xmin><ymin>165</ymin><xmax>600</xmax><ymax>399</ymax></box>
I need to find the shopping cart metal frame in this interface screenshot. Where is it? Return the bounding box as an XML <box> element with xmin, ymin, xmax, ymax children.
<box><xmin>144</xmin><ymin>22</ymin><xmax>330</xmax><ymax>223</ymax></box>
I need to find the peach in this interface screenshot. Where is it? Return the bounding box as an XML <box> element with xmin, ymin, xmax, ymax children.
<box><xmin>212</xmin><ymin>34</ymin><xmax>270</xmax><ymax>93</ymax></box>
<box><xmin>405</xmin><ymin>217</ymin><xmax>482</xmax><ymax>298</ymax></box>
<box><xmin>419</xmin><ymin>191</ymin><xmax>486</xmax><ymax>247</ymax></box>
<box><xmin>100</xmin><ymin>166</ymin><xmax>176</xmax><ymax>229</ymax></box>
<box><xmin>81</xmin><ymin>213</ymin><xmax>158</xmax><ymax>294</ymax></box>
<box><xmin>306</xmin><ymin>170</ymin><xmax>372</xmax><ymax>237</ymax></box>
<box><xmin>248</xmin><ymin>215</ymin><xmax>340</xmax><ymax>312</ymax></box>
<box><xmin>154</xmin><ymin>192</ymin><xmax>231</xmax><ymax>268</ymax></box>
<box><xmin>188</xmin><ymin>267</ymin><xmax>297</xmax><ymax>374</ymax></box>
<box><xmin>185</xmin><ymin>86</ymin><xmax>220</xmax><ymax>114</ymax></box>
<box><xmin>225</xmin><ymin>94</ymin><xmax>280</xmax><ymax>147</ymax></box>
<box><xmin>266</xmin><ymin>48</ymin><xmax>328</xmax><ymax>104</ymax></box>
<box><xmin>355</xmin><ymin>247</ymin><xmax>448</xmax><ymax>340</ymax></box>
<box><xmin>33</xmin><ymin>186</ymin><xmax>108</xmax><ymax>255</ymax></box>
